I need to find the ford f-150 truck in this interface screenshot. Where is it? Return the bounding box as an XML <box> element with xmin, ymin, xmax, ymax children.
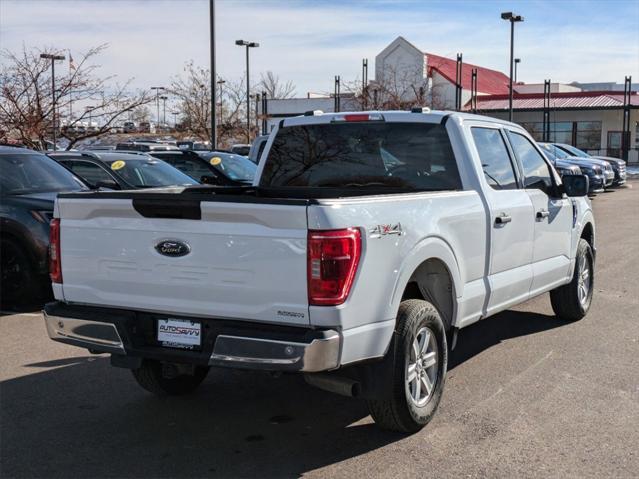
<box><xmin>44</xmin><ymin>110</ymin><xmax>595</xmax><ymax>432</ymax></box>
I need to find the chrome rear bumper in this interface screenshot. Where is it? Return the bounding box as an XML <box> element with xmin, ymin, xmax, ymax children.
<box><xmin>45</xmin><ymin>312</ymin><xmax>125</xmax><ymax>354</ymax></box>
<box><xmin>210</xmin><ymin>333</ymin><xmax>340</xmax><ymax>372</ymax></box>
<box><xmin>44</xmin><ymin>307</ymin><xmax>340</xmax><ymax>372</ymax></box>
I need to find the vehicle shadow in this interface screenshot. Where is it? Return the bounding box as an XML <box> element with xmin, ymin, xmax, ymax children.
<box><xmin>1</xmin><ymin>310</ymin><xmax>560</xmax><ymax>478</ymax></box>
<box><xmin>0</xmin><ymin>303</ymin><xmax>43</xmax><ymax>317</ymax></box>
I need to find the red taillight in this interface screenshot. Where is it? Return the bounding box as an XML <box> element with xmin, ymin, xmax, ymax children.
<box><xmin>308</xmin><ymin>228</ymin><xmax>361</xmax><ymax>306</ymax></box>
<box><xmin>49</xmin><ymin>218</ymin><xmax>62</xmax><ymax>284</ymax></box>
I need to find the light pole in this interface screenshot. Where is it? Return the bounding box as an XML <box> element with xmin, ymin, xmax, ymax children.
<box><xmin>172</xmin><ymin>111</ymin><xmax>179</xmax><ymax>129</ymax></box>
<box><xmin>217</xmin><ymin>79</ymin><xmax>225</xmax><ymax>127</ymax></box>
<box><xmin>235</xmin><ymin>39</ymin><xmax>259</xmax><ymax>143</ymax></box>
<box><xmin>40</xmin><ymin>53</ymin><xmax>65</xmax><ymax>150</ymax></box>
<box><xmin>514</xmin><ymin>58</ymin><xmax>521</xmax><ymax>84</ymax></box>
<box><xmin>160</xmin><ymin>95</ymin><xmax>168</xmax><ymax>126</ymax></box>
<box><xmin>85</xmin><ymin>106</ymin><xmax>94</xmax><ymax>131</ymax></box>
<box><xmin>501</xmin><ymin>12</ymin><xmax>524</xmax><ymax>122</ymax></box>
<box><xmin>151</xmin><ymin>86</ymin><xmax>165</xmax><ymax>126</ymax></box>
<box><xmin>210</xmin><ymin>0</ymin><xmax>216</xmax><ymax>148</ymax></box>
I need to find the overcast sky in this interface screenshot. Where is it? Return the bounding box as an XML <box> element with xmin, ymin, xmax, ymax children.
<box><xmin>2</xmin><ymin>0</ymin><xmax>639</xmax><ymax>98</ymax></box>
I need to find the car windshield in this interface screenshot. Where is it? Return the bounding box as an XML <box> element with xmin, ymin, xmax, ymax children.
<box><xmin>0</xmin><ymin>153</ymin><xmax>87</xmax><ymax>195</ymax></box>
<box><xmin>260</xmin><ymin>121</ymin><xmax>461</xmax><ymax>190</ymax></box>
<box><xmin>103</xmin><ymin>158</ymin><xmax>198</xmax><ymax>187</ymax></box>
<box><xmin>199</xmin><ymin>152</ymin><xmax>257</xmax><ymax>181</ymax></box>
<box><xmin>558</xmin><ymin>144</ymin><xmax>591</xmax><ymax>158</ymax></box>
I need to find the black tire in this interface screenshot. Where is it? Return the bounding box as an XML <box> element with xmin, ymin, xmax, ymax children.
<box><xmin>550</xmin><ymin>238</ymin><xmax>594</xmax><ymax>321</ymax></box>
<box><xmin>0</xmin><ymin>237</ymin><xmax>35</xmax><ymax>306</ymax></box>
<box><xmin>367</xmin><ymin>299</ymin><xmax>448</xmax><ymax>433</ymax></box>
<box><xmin>132</xmin><ymin>360</ymin><xmax>210</xmax><ymax>396</ymax></box>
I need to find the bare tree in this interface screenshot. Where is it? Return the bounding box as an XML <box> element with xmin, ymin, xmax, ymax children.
<box><xmin>259</xmin><ymin>71</ymin><xmax>296</xmax><ymax>99</ymax></box>
<box><xmin>169</xmin><ymin>61</ymin><xmax>265</xmax><ymax>147</ymax></box>
<box><xmin>341</xmin><ymin>64</ymin><xmax>432</xmax><ymax>112</ymax></box>
<box><xmin>0</xmin><ymin>45</ymin><xmax>152</xmax><ymax>150</ymax></box>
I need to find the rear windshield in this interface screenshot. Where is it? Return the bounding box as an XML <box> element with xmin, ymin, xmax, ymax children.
<box><xmin>260</xmin><ymin>122</ymin><xmax>461</xmax><ymax>191</ymax></box>
<box><xmin>0</xmin><ymin>153</ymin><xmax>86</xmax><ymax>195</ymax></box>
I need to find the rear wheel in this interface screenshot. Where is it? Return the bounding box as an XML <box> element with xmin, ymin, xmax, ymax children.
<box><xmin>132</xmin><ymin>360</ymin><xmax>210</xmax><ymax>396</ymax></box>
<box><xmin>367</xmin><ymin>299</ymin><xmax>447</xmax><ymax>433</ymax></box>
<box><xmin>0</xmin><ymin>238</ymin><xmax>35</xmax><ymax>306</ymax></box>
<box><xmin>550</xmin><ymin>238</ymin><xmax>594</xmax><ymax>321</ymax></box>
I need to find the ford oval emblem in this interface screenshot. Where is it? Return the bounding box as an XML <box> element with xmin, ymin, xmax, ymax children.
<box><xmin>155</xmin><ymin>239</ymin><xmax>191</xmax><ymax>257</ymax></box>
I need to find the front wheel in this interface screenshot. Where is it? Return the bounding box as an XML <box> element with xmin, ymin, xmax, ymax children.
<box><xmin>367</xmin><ymin>299</ymin><xmax>448</xmax><ymax>433</ymax></box>
<box><xmin>132</xmin><ymin>360</ymin><xmax>210</xmax><ymax>396</ymax></box>
<box><xmin>550</xmin><ymin>238</ymin><xmax>594</xmax><ymax>321</ymax></box>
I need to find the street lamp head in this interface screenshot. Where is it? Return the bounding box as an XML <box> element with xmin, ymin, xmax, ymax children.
<box><xmin>247</xmin><ymin>42</ymin><xmax>259</xmax><ymax>48</ymax></box>
<box><xmin>40</xmin><ymin>53</ymin><xmax>65</xmax><ymax>61</ymax></box>
<box><xmin>514</xmin><ymin>58</ymin><xmax>521</xmax><ymax>64</ymax></box>
<box><xmin>235</xmin><ymin>39</ymin><xmax>248</xmax><ymax>46</ymax></box>
<box><xmin>501</xmin><ymin>11</ymin><xmax>523</xmax><ymax>22</ymax></box>
<box><xmin>217</xmin><ymin>79</ymin><xmax>226</xmax><ymax>85</ymax></box>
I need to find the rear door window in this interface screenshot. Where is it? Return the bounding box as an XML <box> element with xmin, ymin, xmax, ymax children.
<box><xmin>471</xmin><ymin>127</ymin><xmax>519</xmax><ymax>190</ymax></box>
<box><xmin>62</xmin><ymin>160</ymin><xmax>114</xmax><ymax>185</ymax></box>
<box><xmin>260</xmin><ymin>122</ymin><xmax>461</xmax><ymax>191</ymax></box>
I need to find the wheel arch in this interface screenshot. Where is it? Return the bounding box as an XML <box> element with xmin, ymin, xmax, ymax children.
<box><xmin>391</xmin><ymin>237</ymin><xmax>462</xmax><ymax>331</ymax></box>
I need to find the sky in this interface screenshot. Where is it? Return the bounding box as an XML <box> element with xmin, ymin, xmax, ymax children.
<box><xmin>2</xmin><ymin>0</ymin><xmax>639</xmax><ymax>100</ymax></box>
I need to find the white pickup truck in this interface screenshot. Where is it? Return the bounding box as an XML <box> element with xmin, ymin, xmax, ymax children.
<box><xmin>45</xmin><ymin>110</ymin><xmax>595</xmax><ymax>432</ymax></box>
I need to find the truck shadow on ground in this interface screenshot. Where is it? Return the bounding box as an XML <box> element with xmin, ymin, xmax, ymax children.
<box><xmin>2</xmin><ymin>309</ymin><xmax>563</xmax><ymax>478</ymax></box>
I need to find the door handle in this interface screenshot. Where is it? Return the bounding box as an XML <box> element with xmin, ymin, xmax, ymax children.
<box><xmin>536</xmin><ymin>209</ymin><xmax>550</xmax><ymax>220</ymax></box>
<box><xmin>495</xmin><ymin>213</ymin><xmax>512</xmax><ymax>225</ymax></box>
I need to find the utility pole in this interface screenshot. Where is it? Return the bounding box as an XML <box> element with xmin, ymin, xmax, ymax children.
<box><xmin>40</xmin><ymin>53</ymin><xmax>65</xmax><ymax>150</ymax></box>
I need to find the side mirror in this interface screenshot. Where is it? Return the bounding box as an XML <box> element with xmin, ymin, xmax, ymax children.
<box><xmin>562</xmin><ymin>175</ymin><xmax>589</xmax><ymax>197</ymax></box>
<box><xmin>200</xmin><ymin>175</ymin><xmax>220</xmax><ymax>185</ymax></box>
<box><xmin>95</xmin><ymin>179</ymin><xmax>121</xmax><ymax>190</ymax></box>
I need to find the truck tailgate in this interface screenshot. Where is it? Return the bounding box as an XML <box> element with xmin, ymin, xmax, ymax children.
<box><xmin>56</xmin><ymin>197</ymin><xmax>310</xmax><ymax>325</ymax></box>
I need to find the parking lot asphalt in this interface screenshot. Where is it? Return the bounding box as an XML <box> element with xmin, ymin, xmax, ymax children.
<box><xmin>1</xmin><ymin>182</ymin><xmax>638</xmax><ymax>479</ymax></box>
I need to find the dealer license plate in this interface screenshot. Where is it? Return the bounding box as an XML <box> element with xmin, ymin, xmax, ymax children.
<box><xmin>157</xmin><ymin>318</ymin><xmax>201</xmax><ymax>349</ymax></box>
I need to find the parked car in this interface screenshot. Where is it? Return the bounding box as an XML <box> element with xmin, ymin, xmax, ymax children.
<box><xmin>148</xmin><ymin>150</ymin><xmax>252</xmax><ymax>186</ymax></box>
<box><xmin>123</xmin><ymin>121</ymin><xmax>137</xmax><ymax>133</ymax></box>
<box><xmin>48</xmin><ymin>151</ymin><xmax>198</xmax><ymax>190</ymax></box>
<box><xmin>115</xmin><ymin>141</ymin><xmax>180</xmax><ymax>152</ymax></box>
<box><xmin>138</xmin><ymin>122</ymin><xmax>156</xmax><ymax>134</ymax></box>
<box><xmin>44</xmin><ymin>110</ymin><xmax>594</xmax><ymax>433</ymax></box>
<box><xmin>0</xmin><ymin>146</ymin><xmax>87</xmax><ymax>304</ymax></box>
<box><xmin>552</xmin><ymin>143</ymin><xmax>626</xmax><ymax>187</ymax></box>
<box><xmin>176</xmin><ymin>140</ymin><xmax>211</xmax><ymax>151</ymax></box>
<box><xmin>540</xmin><ymin>143</ymin><xmax>614</xmax><ymax>187</ymax></box>
<box><xmin>248</xmin><ymin>135</ymin><xmax>269</xmax><ymax>164</ymax></box>
<box><xmin>538</xmin><ymin>143</ymin><xmax>608</xmax><ymax>194</ymax></box>
<box><xmin>230</xmin><ymin>143</ymin><xmax>251</xmax><ymax>156</ymax></box>
<box><xmin>195</xmin><ymin>151</ymin><xmax>257</xmax><ymax>184</ymax></box>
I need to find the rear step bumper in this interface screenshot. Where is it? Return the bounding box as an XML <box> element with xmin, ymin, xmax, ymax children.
<box><xmin>44</xmin><ymin>302</ymin><xmax>340</xmax><ymax>372</ymax></box>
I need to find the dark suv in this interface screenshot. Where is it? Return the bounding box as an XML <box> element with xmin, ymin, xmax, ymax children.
<box><xmin>0</xmin><ymin>147</ymin><xmax>87</xmax><ymax>305</ymax></box>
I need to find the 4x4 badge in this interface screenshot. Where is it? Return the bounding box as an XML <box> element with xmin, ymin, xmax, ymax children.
<box><xmin>370</xmin><ymin>223</ymin><xmax>403</xmax><ymax>238</ymax></box>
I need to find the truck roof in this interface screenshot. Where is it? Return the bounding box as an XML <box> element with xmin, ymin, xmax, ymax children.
<box><xmin>281</xmin><ymin>109</ymin><xmax>521</xmax><ymax>129</ymax></box>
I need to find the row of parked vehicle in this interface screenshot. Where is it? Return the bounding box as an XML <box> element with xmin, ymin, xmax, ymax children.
<box><xmin>0</xmin><ymin>129</ymin><xmax>627</xmax><ymax>307</ymax></box>
<box><xmin>0</xmin><ymin>141</ymin><xmax>260</xmax><ymax>305</ymax></box>
<box><xmin>539</xmin><ymin>142</ymin><xmax>626</xmax><ymax>194</ymax></box>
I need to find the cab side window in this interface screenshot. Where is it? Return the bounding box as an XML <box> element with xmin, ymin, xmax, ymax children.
<box><xmin>507</xmin><ymin>132</ymin><xmax>553</xmax><ymax>194</ymax></box>
<box><xmin>471</xmin><ymin>127</ymin><xmax>518</xmax><ymax>190</ymax></box>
